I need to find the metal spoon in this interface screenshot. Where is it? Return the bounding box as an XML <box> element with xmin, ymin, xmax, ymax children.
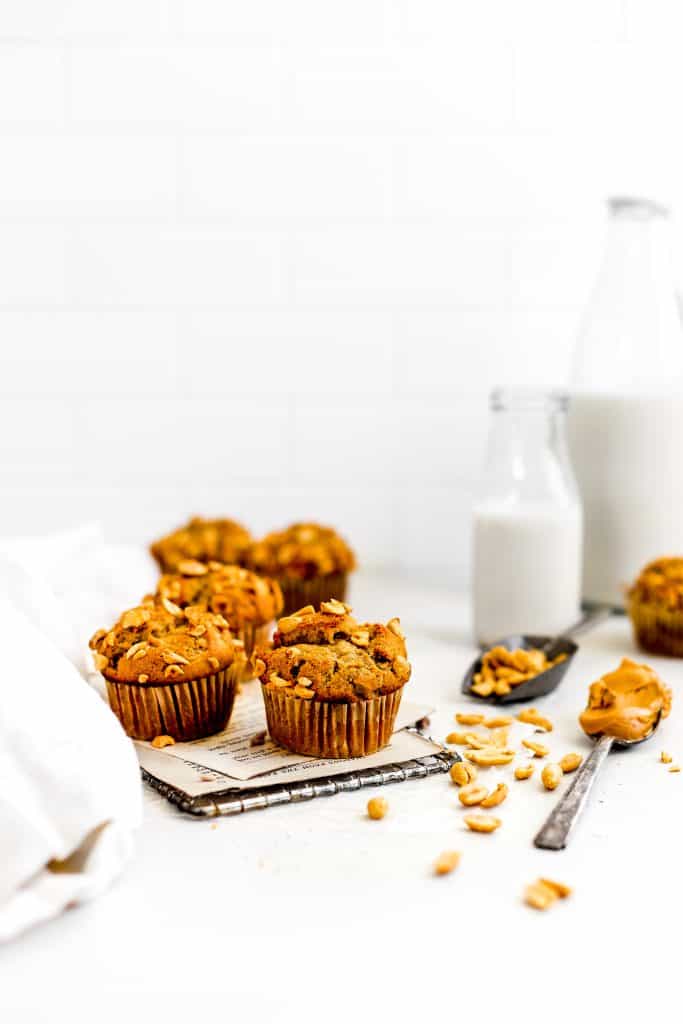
<box><xmin>462</xmin><ymin>605</ymin><xmax>613</xmax><ymax>705</ymax></box>
<box><xmin>534</xmin><ymin>714</ymin><xmax>662</xmax><ymax>850</ymax></box>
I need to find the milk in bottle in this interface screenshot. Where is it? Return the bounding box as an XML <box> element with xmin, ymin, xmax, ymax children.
<box><xmin>570</xmin><ymin>198</ymin><xmax>683</xmax><ymax>606</ymax></box>
<box><xmin>473</xmin><ymin>390</ymin><xmax>583</xmax><ymax>646</ymax></box>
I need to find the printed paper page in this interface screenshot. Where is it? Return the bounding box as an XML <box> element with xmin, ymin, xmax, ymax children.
<box><xmin>137</xmin><ymin>726</ymin><xmax>443</xmax><ymax>799</ymax></box>
<box><xmin>135</xmin><ymin>684</ymin><xmax>432</xmax><ymax>781</ymax></box>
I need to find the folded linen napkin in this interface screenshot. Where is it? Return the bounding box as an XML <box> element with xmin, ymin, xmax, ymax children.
<box><xmin>0</xmin><ymin>525</ymin><xmax>145</xmax><ymax>943</ymax></box>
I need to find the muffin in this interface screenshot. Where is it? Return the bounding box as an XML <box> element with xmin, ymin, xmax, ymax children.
<box><xmin>256</xmin><ymin>599</ymin><xmax>411</xmax><ymax>758</ymax></box>
<box><xmin>155</xmin><ymin>561</ymin><xmax>283</xmax><ymax>663</ymax></box>
<box><xmin>90</xmin><ymin>602</ymin><xmax>246</xmax><ymax>741</ymax></box>
<box><xmin>150</xmin><ymin>516</ymin><xmax>252</xmax><ymax>573</ymax></box>
<box><xmin>246</xmin><ymin>522</ymin><xmax>356</xmax><ymax>615</ymax></box>
<box><xmin>628</xmin><ymin>557</ymin><xmax>683</xmax><ymax>656</ymax></box>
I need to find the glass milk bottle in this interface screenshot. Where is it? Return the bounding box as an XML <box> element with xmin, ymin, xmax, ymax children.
<box><xmin>570</xmin><ymin>197</ymin><xmax>683</xmax><ymax>607</ymax></box>
<box><xmin>472</xmin><ymin>390</ymin><xmax>583</xmax><ymax>646</ymax></box>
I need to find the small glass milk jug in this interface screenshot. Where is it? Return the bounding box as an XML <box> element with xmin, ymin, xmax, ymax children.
<box><xmin>472</xmin><ymin>390</ymin><xmax>583</xmax><ymax>646</ymax></box>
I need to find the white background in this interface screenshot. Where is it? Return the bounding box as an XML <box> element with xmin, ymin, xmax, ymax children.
<box><xmin>1</xmin><ymin>0</ymin><xmax>683</xmax><ymax>582</ymax></box>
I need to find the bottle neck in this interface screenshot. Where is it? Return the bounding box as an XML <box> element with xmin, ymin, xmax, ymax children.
<box><xmin>489</xmin><ymin>407</ymin><xmax>565</xmax><ymax>459</ymax></box>
<box><xmin>572</xmin><ymin>205</ymin><xmax>683</xmax><ymax>395</ymax></box>
<box><xmin>601</xmin><ymin>214</ymin><xmax>674</xmax><ymax>289</ymax></box>
<box><xmin>481</xmin><ymin>406</ymin><xmax>578</xmax><ymax>507</ymax></box>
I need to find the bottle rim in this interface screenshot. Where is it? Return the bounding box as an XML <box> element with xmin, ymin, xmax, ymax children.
<box><xmin>490</xmin><ymin>389</ymin><xmax>569</xmax><ymax>412</ymax></box>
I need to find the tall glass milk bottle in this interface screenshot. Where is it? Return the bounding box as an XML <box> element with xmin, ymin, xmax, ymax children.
<box><xmin>472</xmin><ymin>390</ymin><xmax>583</xmax><ymax>646</ymax></box>
<box><xmin>570</xmin><ymin>197</ymin><xmax>683</xmax><ymax>607</ymax></box>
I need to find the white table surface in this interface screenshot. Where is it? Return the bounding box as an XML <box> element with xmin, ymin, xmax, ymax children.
<box><xmin>3</xmin><ymin>571</ymin><xmax>682</xmax><ymax>1021</ymax></box>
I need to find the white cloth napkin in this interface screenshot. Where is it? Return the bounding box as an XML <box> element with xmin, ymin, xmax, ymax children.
<box><xmin>0</xmin><ymin>525</ymin><xmax>149</xmax><ymax>943</ymax></box>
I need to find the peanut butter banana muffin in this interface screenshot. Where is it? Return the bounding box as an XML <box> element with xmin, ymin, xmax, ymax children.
<box><xmin>257</xmin><ymin>599</ymin><xmax>410</xmax><ymax>758</ymax></box>
<box><xmin>90</xmin><ymin>602</ymin><xmax>246</xmax><ymax>741</ymax></box>
<box><xmin>155</xmin><ymin>561</ymin><xmax>283</xmax><ymax>662</ymax></box>
<box><xmin>628</xmin><ymin>557</ymin><xmax>683</xmax><ymax>656</ymax></box>
<box><xmin>247</xmin><ymin>522</ymin><xmax>356</xmax><ymax>615</ymax></box>
<box><xmin>150</xmin><ymin>516</ymin><xmax>252</xmax><ymax>574</ymax></box>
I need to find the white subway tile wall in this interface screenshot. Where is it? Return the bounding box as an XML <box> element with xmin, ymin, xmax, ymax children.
<box><xmin>1</xmin><ymin>1</ymin><xmax>682</xmax><ymax>584</ymax></box>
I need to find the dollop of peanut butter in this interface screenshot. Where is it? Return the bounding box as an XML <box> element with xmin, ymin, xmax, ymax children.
<box><xmin>579</xmin><ymin>658</ymin><xmax>672</xmax><ymax>742</ymax></box>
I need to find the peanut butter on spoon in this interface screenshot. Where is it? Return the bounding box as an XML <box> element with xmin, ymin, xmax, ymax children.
<box><xmin>579</xmin><ymin>658</ymin><xmax>672</xmax><ymax>743</ymax></box>
<box><xmin>535</xmin><ymin>658</ymin><xmax>672</xmax><ymax>850</ymax></box>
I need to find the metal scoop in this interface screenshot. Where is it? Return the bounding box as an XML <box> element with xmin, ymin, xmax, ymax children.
<box><xmin>461</xmin><ymin>605</ymin><xmax>613</xmax><ymax>705</ymax></box>
<box><xmin>534</xmin><ymin>713</ymin><xmax>662</xmax><ymax>850</ymax></box>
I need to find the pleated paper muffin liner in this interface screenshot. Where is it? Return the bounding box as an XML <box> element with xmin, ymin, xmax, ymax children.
<box><xmin>277</xmin><ymin>572</ymin><xmax>348</xmax><ymax>617</ymax></box>
<box><xmin>105</xmin><ymin>661</ymin><xmax>242</xmax><ymax>741</ymax></box>
<box><xmin>629</xmin><ymin>598</ymin><xmax>683</xmax><ymax>657</ymax></box>
<box><xmin>262</xmin><ymin>685</ymin><xmax>404</xmax><ymax>759</ymax></box>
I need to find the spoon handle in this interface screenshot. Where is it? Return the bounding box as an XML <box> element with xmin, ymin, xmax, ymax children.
<box><xmin>562</xmin><ymin>604</ymin><xmax>613</xmax><ymax>640</ymax></box>
<box><xmin>534</xmin><ymin>735</ymin><xmax>614</xmax><ymax>850</ymax></box>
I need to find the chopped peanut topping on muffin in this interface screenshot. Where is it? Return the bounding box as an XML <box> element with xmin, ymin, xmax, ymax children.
<box><xmin>247</xmin><ymin>522</ymin><xmax>355</xmax><ymax>580</ymax></box>
<box><xmin>90</xmin><ymin>602</ymin><xmax>244</xmax><ymax>684</ymax></box>
<box><xmin>155</xmin><ymin>562</ymin><xmax>283</xmax><ymax>629</ymax></box>
<box><xmin>629</xmin><ymin>557</ymin><xmax>683</xmax><ymax>610</ymax></box>
<box><xmin>150</xmin><ymin>516</ymin><xmax>252</xmax><ymax>573</ymax></box>
<box><xmin>257</xmin><ymin>603</ymin><xmax>410</xmax><ymax>701</ymax></box>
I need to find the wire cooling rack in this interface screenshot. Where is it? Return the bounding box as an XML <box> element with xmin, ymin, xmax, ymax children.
<box><xmin>143</xmin><ymin>733</ymin><xmax>458</xmax><ymax>818</ymax></box>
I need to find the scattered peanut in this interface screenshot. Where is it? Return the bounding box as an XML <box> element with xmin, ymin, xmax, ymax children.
<box><xmin>539</xmin><ymin>878</ymin><xmax>572</xmax><ymax>898</ymax></box>
<box><xmin>458</xmin><ymin>783</ymin><xmax>489</xmax><ymax>806</ymax></box>
<box><xmin>434</xmin><ymin>851</ymin><xmax>461</xmax><ymax>876</ymax></box>
<box><xmin>524</xmin><ymin>881</ymin><xmax>557</xmax><ymax>911</ymax></box>
<box><xmin>463</xmin><ymin>731</ymin><xmax>491</xmax><ymax>750</ymax></box>
<box><xmin>488</xmin><ymin>727</ymin><xmax>510</xmax><ymax>749</ymax></box>
<box><xmin>661</xmin><ymin>751</ymin><xmax>673</xmax><ymax>764</ymax></box>
<box><xmin>516</xmin><ymin>707</ymin><xmax>554</xmax><ymax>732</ymax></box>
<box><xmin>464</xmin><ymin>748</ymin><xmax>516</xmax><ymax>766</ymax></box>
<box><xmin>514</xmin><ymin>763</ymin><xmax>535</xmax><ymax>780</ymax></box>
<box><xmin>151</xmin><ymin>735</ymin><xmax>175</xmax><ymax>749</ymax></box>
<box><xmin>449</xmin><ymin>761</ymin><xmax>478</xmax><ymax>787</ymax></box>
<box><xmin>669</xmin><ymin>765</ymin><xmax>681</xmax><ymax>773</ymax></box>
<box><xmin>463</xmin><ymin>814</ymin><xmax>502</xmax><ymax>833</ymax></box>
<box><xmin>367</xmin><ymin>797</ymin><xmax>389</xmax><ymax>820</ymax></box>
<box><xmin>481</xmin><ymin>782</ymin><xmax>508</xmax><ymax>808</ymax></box>
<box><xmin>446</xmin><ymin>731</ymin><xmax>470</xmax><ymax>745</ymax></box>
<box><xmin>525</xmin><ymin>877</ymin><xmax>572</xmax><ymax>910</ymax></box>
<box><xmin>522</xmin><ymin>738</ymin><xmax>549</xmax><ymax>758</ymax></box>
<box><xmin>483</xmin><ymin>715</ymin><xmax>513</xmax><ymax>728</ymax></box>
<box><xmin>455</xmin><ymin>712</ymin><xmax>485</xmax><ymax>726</ymax></box>
<box><xmin>559</xmin><ymin>752</ymin><xmax>582</xmax><ymax>773</ymax></box>
<box><xmin>541</xmin><ymin>763</ymin><xmax>563</xmax><ymax>790</ymax></box>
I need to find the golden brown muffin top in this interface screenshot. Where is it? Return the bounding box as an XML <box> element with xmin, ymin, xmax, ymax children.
<box><xmin>89</xmin><ymin>602</ymin><xmax>245</xmax><ymax>685</ymax></box>
<box><xmin>246</xmin><ymin>522</ymin><xmax>355</xmax><ymax>580</ymax></box>
<box><xmin>257</xmin><ymin>600</ymin><xmax>410</xmax><ymax>702</ymax></box>
<box><xmin>155</xmin><ymin>562</ymin><xmax>283</xmax><ymax>628</ymax></box>
<box><xmin>150</xmin><ymin>516</ymin><xmax>252</xmax><ymax>573</ymax></box>
<box><xmin>629</xmin><ymin>557</ymin><xmax>683</xmax><ymax>610</ymax></box>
